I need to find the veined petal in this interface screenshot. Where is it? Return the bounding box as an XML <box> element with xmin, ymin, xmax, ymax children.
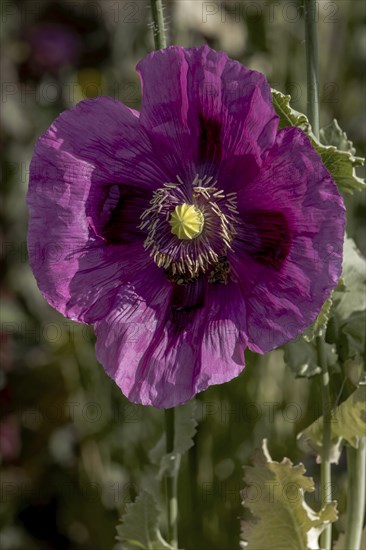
<box><xmin>27</xmin><ymin>97</ymin><xmax>166</xmax><ymax>323</ymax></box>
<box><xmin>230</xmin><ymin>127</ymin><xmax>345</xmax><ymax>352</ymax></box>
<box><xmin>137</xmin><ymin>46</ymin><xmax>278</xmax><ymax>181</ymax></box>
<box><xmin>95</xmin><ymin>275</ymin><xmax>248</xmax><ymax>408</ymax></box>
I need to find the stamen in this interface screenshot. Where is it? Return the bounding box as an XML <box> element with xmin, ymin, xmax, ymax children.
<box><xmin>139</xmin><ymin>175</ymin><xmax>239</xmax><ymax>284</ymax></box>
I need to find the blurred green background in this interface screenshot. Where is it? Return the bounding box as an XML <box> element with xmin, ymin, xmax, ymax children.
<box><xmin>1</xmin><ymin>1</ymin><xmax>365</xmax><ymax>549</ymax></box>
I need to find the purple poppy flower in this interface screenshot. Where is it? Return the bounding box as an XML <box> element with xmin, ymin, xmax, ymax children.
<box><xmin>27</xmin><ymin>46</ymin><xmax>345</xmax><ymax>408</ymax></box>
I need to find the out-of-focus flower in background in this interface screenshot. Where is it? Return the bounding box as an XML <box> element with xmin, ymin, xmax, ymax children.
<box><xmin>25</xmin><ymin>22</ymin><xmax>82</xmax><ymax>74</ymax></box>
<box><xmin>18</xmin><ymin>0</ymin><xmax>110</xmax><ymax>82</ymax></box>
<box><xmin>0</xmin><ymin>415</ymin><xmax>21</xmax><ymax>463</ymax></box>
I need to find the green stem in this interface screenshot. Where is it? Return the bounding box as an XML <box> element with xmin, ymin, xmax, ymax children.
<box><xmin>164</xmin><ymin>408</ymin><xmax>180</xmax><ymax>548</ymax></box>
<box><xmin>317</xmin><ymin>336</ymin><xmax>332</xmax><ymax>550</ymax></box>
<box><xmin>150</xmin><ymin>0</ymin><xmax>167</xmax><ymax>49</ymax></box>
<box><xmin>304</xmin><ymin>3</ymin><xmax>331</xmax><ymax>546</ymax></box>
<box><xmin>304</xmin><ymin>0</ymin><xmax>320</xmax><ymax>138</ymax></box>
<box><xmin>344</xmin><ymin>439</ymin><xmax>366</xmax><ymax>550</ymax></box>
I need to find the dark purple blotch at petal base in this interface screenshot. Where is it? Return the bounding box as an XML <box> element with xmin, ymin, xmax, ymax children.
<box><xmin>238</xmin><ymin>211</ymin><xmax>292</xmax><ymax>271</ymax></box>
<box><xmin>27</xmin><ymin>45</ymin><xmax>346</xmax><ymax>407</ymax></box>
<box><xmin>198</xmin><ymin>114</ymin><xmax>223</xmax><ymax>163</ymax></box>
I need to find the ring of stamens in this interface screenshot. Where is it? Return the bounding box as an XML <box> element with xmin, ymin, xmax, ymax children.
<box><xmin>139</xmin><ymin>175</ymin><xmax>239</xmax><ymax>283</ymax></box>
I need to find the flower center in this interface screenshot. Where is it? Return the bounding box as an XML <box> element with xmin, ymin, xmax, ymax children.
<box><xmin>139</xmin><ymin>175</ymin><xmax>239</xmax><ymax>284</ymax></box>
<box><xmin>169</xmin><ymin>203</ymin><xmax>204</xmax><ymax>240</ymax></box>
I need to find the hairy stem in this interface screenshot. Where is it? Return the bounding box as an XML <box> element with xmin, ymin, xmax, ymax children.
<box><xmin>150</xmin><ymin>0</ymin><xmax>167</xmax><ymax>50</ymax></box>
<box><xmin>317</xmin><ymin>336</ymin><xmax>332</xmax><ymax>550</ymax></box>
<box><xmin>304</xmin><ymin>2</ymin><xmax>332</xmax><ymax>546</ymax></box>
<box><xmin>304</xmin><ymin>0</ymin><xmax>320</xmax><ymax>138</ymax></box>
<box><xmin>165</xmin><ymin>408</ymin><xmax>180</xmax><ymax>548</ymax></box>
<box><xmin>344</xmin><ymin>439</ymin><xmax>366</xmax><ymax>550</ymax></box>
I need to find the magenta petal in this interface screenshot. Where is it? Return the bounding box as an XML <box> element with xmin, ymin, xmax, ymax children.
<box><xmin>29</xmin><ymin>96</ymin><xmax>168</xmax><ymax>188</ymax></box>
<box><xmin>27</xmin><ymin>97</ymin><xmax>166</xmax><ymax>322</ymax></box>
<box><xmin>230</xmin><ymin>127</ymin><xmax>346</xmax><ymax>353</ymax></box>
<box><xmin>95</xmin><ymin>274</ymin><xmax>248</xmax><ymax>408</ymax></box>
<box><xmin>137</xmin><ymin>46</ymin><xmax>278</xmax><ymax>177</ymax></box>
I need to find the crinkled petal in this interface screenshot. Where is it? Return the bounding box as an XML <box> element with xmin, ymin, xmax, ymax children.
<box><xmin>27</xmin><ymin>97</ymin><xmax>166</xmax><ymax>322</ymax></box>
<box><xmin>230</xmin><ymin>127</ymin><xmax>345</xmax><ymax>353</ymax></box>
<box><xmin>94</xmin><ymin>273</ymin><xmax>248</xmax><ymax>408</ymax></box>
<box><xmin>137</xmin><ymin>45</ymin><xmax>278</xmax><ymax>181</ymax></box>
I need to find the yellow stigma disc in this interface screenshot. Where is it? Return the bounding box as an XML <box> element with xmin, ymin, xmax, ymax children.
<box><xmin>169</xmin><ymin>203</ymin><xmax>204</xmax><ymax>240</ymax></box>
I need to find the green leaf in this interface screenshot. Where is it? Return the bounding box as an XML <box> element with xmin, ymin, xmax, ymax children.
<box><xmin>303</xmin><ymin>296</ymin><xmax>334</xmax><ymax>342</ymax></box>
<box><xmin>271</xmin><ymin>90</ymin><xmax>365</xmax><ymax>194</ymax></box>
<box><xmin>333</xmin><ymin>239</ymin><xmax>366</xmax><ymax>323</ymax></box>
<box><xmin>312</xmin><ymin>141</ymin><xmax>365</xmax><ymax>195</ymax></box>
<box><xmin>338</xmin><ymin>311</ymin><xmax>366</xmax><ymax>365</ymax></box>
<box><xmin>241</xmin><ymin>439</ymin><xmax>337</xmax><ymax>550</ymax></box>
<box><xmin>116</xmin><ymin>404</ymin><xmax>198</xmax><ymax>549</ymax></box>
<box><xmin>116</xmin><ymin>491</ymin><xmax>174</xmax><ymax>550</ymax></box>
<box><xmin>319</xmin><ymin>119</ymin><xmax>356</xmax><ymax>154</ymax></box>
<box><xmin>149</xmin><ymin>400</ymin><xmax>198</xmax><ymax>479</ymax></box>
<box><xmin>343</xmin><ymin>354</ymin><xmax>364</xmax><ymax>386</ymax></box>
<box><xmin>283</xmin><ymin>337</ymin><xmax>338</xmax><ymax>379</ymax></box>
<box><xmin>330</xmin><ymin>239</ymin><xmax>366</xmax><ymax>365</ymax></box>
<box><xmin>298</xmin><ymin>383</ymin><xmax>366</xmax><ymax>463</ymax></box>
<box><xmin>271</xmin><ymin>89</ymin><xmax>310</xmax><ymax>131</ymax></box>
<box><xmin>170</xmin><ymin>400</ymin><xmax>198</xmax><ymax>455</ymax></box>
